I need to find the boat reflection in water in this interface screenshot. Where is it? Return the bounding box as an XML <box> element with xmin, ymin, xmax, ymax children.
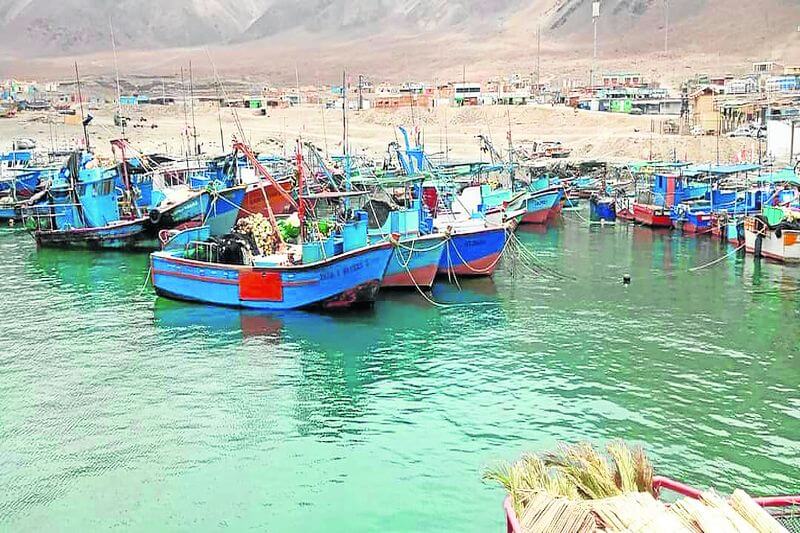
<box><xmin>153</xmin><ymin>278</ymin><xmax>501</xmax><ymax>348</ymax></box>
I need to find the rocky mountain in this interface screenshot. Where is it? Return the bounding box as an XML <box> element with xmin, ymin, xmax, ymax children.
<box><xmin>0</xmin><ymin>0</ymin><xmax>797</xmax><ymax>77</ymax></box>
<box><xmin>0</xmin><ymin>0</ymin><xmax>271</xmax><ymax>54</ymax></box>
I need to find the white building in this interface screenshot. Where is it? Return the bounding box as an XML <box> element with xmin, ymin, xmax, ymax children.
<box><xmin>766</xmin><ymin>117</ymin><xmax>800</xmax><ymax>164</ymax></box>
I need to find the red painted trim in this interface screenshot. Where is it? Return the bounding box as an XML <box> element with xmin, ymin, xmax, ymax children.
<box><xmin>682</xmin><ymin>222</ymin><xmax>712</xmax><ymax>235</ymax></box>
<box><xmin>448</xmin><ymin>252</ymin><xmax>501</xmax><ymax>276</ymax></box>
<box><xmin>634</xmin><ymin>204</ymin><xmax>672</xmax><ymax>228</ymax></box>
<box><xmin>653</xmin><ymin>476</ymin><xmax>800</xmax><ymax>508</ymax></box>
<box><xmin>152</xmin><ymin>268</ymin><xmax>239</xmax><ymax>285</ymax></box>
<box><xmin>382</xmin><ymin>264</ymin><xmax>438</xmax><ymax>288</ymax></box>
<box><xmin>521</xmin><ymin>210</ymin><xmax>549</xmax><ymax>224</ymax></box>
<box><xmin>504</xmin><ymin>497</ymin><xmax>522</xmax><ymax>533</ymax></box>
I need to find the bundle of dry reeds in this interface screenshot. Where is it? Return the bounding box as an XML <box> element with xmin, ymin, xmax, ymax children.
<box><xmin>485</xmin><ymin>441</ymin><xmax>791</xmax><ymax>533</ymax></box>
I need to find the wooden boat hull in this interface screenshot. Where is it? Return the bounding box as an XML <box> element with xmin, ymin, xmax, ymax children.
<box><xmin>633</xmin><ymin>203</ymin><xmax>672</xmax><ymax>228</ymax></box>
<box><xmin>151</xmin><ymin>243</ymin><xmax>394</xmax><ymax>310</ymax></box>
<box><xmin>382</xmin><ymin>234</ymin><xmax>446</xmax><ymax>289</ymax></box>
<box><xmin>744</xmin><ymin>217</ymin><xmax>800</xmax><ymax>263</ymax></box>
<box><xmin>34</xmin><ymin>186</ymin><xmax>246</xmax><ymax>251</ymax></box>
<box><xmin>437</xmin><ymin>225</ymin><xmax>508</xmax><ymax>277</ymax></box>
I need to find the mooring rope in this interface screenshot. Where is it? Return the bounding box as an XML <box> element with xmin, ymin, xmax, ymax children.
<box><xmin>689</xmin><ymin>243</ymin><xmax>747</xmax><ymax>273</ymax></box>
<box><xmin>139</xmin><ymin>265</ymin><xmax>152</xmax><ymax>295</ymax></box>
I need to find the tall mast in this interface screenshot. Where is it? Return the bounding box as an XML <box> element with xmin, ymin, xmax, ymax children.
<box><xmin>296</xmin><ymin>140</ymin><xmax>305</xmax><ymax>243</ymax></box>
<box><xmin>342</xmin><ymin>69</ymin><xmax>348</xmax><ymax>157</ymax></box>
<box><xmin>189</xmin><ymin>60</ymin><xmax>198</xmax><ymax>155</ymax></box>
<box><xmin>342</xmin><ymin>69</ymin><xmax>351</xmax><ymax>197</ymax></box>
<box><xmin>216</xmin><ymin>83</ymin><xmax>225</xmax><ymax>153</ymax></box>
<box><xmin>180</xmin><ymin>66</ymin><xmax>189</xmax><ymax>158</ymax></box>
<box><xmin>109</xmin><ymin>17</ymin><xmax>124</xmax><ymax>136</ymax></box>
<box><xmin>74</xmin><ymin>62</ymin><xmax>89</xmax><ymax>151</ymax></box>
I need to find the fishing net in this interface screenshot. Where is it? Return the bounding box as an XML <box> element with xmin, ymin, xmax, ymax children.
<box><xmin>771</xmin><ymin>506</ymin><xmax>800</xmax><ymax>533</ymax></box>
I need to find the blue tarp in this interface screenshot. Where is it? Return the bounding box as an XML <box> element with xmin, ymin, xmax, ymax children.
<box><xmin>686</xmin><ymin>163</ymin><xmax>761</xmax><ymax>175</ymax></box>
<box><xmin>754</xmin><ymin>168</ymin><xmax>800</xmax><ymax>186</ymax></box>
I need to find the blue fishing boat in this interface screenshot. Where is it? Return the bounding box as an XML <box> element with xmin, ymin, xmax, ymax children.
<box><xmin>437</xmin><ymin>220</ymin><xmax>510</xmax><ymax>277</ymax></box>
<box><xmin>151</xmin><ymin>144</ymin><xmax>394</xmax><ymax>311</ymax></box>
<box><xmin>520</xmin><ymin>177</ymin><xmax>563</xmax><ymax>224</ymax></box>
<box><xmin>670</xmin><ymin>164</ymin><xmax>760</xmax><ymax>234</ymax></box>
<box><xmin>589</xmin><ymin>194</ymin><xmax>617</xmax><ymax>223</ymax></box>
<box><xmin>25</xmin><ymin>153</ymin><xmax>246</xmax><ymax>250</ymax></box>
<box><xmin>362</xmin><ymin>188</ymin><xmax>446</xmax><ymax>290</ymax></box>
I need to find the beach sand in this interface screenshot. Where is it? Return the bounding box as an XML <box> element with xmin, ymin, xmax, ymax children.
<box><xmin>0</xmin><ymin>103</ymin><xmax>757</xmax><ymax>165</ymax></box>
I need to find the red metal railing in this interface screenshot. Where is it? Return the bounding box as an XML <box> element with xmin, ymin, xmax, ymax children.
<box><xmin>503</xmin><ymin>477</ymin><xmax>800</xmax><ymax>532</ymax></box>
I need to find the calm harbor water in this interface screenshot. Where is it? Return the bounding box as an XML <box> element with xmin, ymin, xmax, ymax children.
<box><xmin>1</xmin><ymin>214</ymin><xmax>798</xmax><ymax>532</ymax></box>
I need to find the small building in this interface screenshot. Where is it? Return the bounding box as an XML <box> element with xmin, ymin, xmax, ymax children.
<box><xmin>690</xmin><ymin>86</ymin><xmax>723</xmax><ymax>133</ymax></box>
<box><xmin>453</xmin><ymin>83</ymin><xmax>481</xmax><ymax>106</ymax></box>
<box><xmin>370</xmin><ymin>93</ymin><xmax>430</xmax><ymax>109</ymax></box>
<box><xmin>724</xmin><ymin>77</ymin><xmax>757</xmax><ymax>95</ymax></box>
<box><xmin>766</xmin><ymin>116</ymin><xmax>800</xmax><ymax>164</ymax></box>
<box><xmin>765</xmin><ymin>75</ymin><xmax>798</xmax><ymax>93</ymax></box>
<box><xmin>602</xmin><ymin>72</ymin><xmax>643</xmax><ymax>88</ymax></box>
<box><xmin>753</xmin><ymin>61</ymin><xmax>785</xmax><ymax>76</ymax></box>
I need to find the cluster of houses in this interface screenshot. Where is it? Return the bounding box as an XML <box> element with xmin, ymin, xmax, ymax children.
<box><xmin>3</xmin><ymin>62</ymin><xmax>798</xmax><ymax>164</ymax></box>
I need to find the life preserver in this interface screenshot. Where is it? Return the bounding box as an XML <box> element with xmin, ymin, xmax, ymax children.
<box><xmin>149</xmin><ymin>209</ymin><xmax>162</xmax><ymax>225</ymax></box>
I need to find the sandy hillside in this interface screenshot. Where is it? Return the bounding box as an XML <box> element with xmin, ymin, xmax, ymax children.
<box><xmin>0</xmin><ymin>104</ymin><xmax>758</xmax><ymax>166</ymax></box>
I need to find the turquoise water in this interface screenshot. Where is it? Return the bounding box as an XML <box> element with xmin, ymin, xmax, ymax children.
<box><xmin>1</xmin><ymin>216</ymin><xmax>798</xmax><ymax>532</ymax></box>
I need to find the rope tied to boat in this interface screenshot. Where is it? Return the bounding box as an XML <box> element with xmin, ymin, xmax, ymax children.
<box><xmin>688</xmin><ymin>243</ymin><xmax>747</xmax><ymax>273</ymax></box>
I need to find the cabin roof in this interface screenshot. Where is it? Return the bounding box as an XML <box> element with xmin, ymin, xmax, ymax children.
<box><xmin>686</xmin><ymin>163</ymin><xmax>761</xmax><ymax>175</ymax></box>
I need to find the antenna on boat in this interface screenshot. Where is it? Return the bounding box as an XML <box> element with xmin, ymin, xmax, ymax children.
<box><xmin>74</xmin><ymin>62</ymin><xmax>90</xmax><ymax>151</ymax></box>
<box><xmin>109</xmin><ymin>17</ymin><xmax>124</xmax><ymax>136</ymax></box>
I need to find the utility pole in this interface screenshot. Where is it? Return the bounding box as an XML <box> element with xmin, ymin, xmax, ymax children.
<box><xmin>664</xmin><ymin>0</ymin><xmax>669</xmax><ymax>54</ymax></box>
<box><xmin>536</xmin><ymin>22</ymin><xmax>541</xmax><ymax>97</ymax></box>
<box><xmin>358</xmin><ymin>74</ymin><xmax>364</xmax><ymax>111</ymax></box>
<box><xmin>591</xmin><ymin>1</ymin><xmax>600</xmax><ymax>88</ymax></box>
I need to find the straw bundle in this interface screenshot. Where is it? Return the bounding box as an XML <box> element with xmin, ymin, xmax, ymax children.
<box><xmin>518</xmin><ymin>492</ymin><xmax>596</xmax><ymax>533</ymax></box>
<box><xmin>730</xmin><ymin>490</ymin><xmax>788</xmax><ymax>533</ymax></box>
<box><xmin>487</xmin><ymin>441</ymin><xmax>791</xmax><ymax>533</ymax></box>
<box><xmin>589</xmin><ymin>492</ymin><xmax>690</xmax><ymax>532</ymax></box>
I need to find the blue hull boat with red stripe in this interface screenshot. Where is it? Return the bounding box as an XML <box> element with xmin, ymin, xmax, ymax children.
<box><xmin>383</xmin><ymin>233</ymin><xmax>446</xmax><ymax>289</ymax></box>
<box><xmin>437</xmin><ymin>223</ymin><xmax>509</xmax><ymax>277</ymax></box>
<box><xmin>521</xmin><ymin>187</ymin><xmax>562</xmax><ymax>225</ymax></box>
<box><xmin>151</xmin><ymin>242</ymin><xmax>394</xmax><ymax>311</ymax></box>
